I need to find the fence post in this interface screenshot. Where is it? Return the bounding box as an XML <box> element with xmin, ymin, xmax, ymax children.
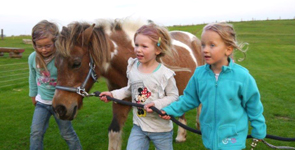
<box><xmin>1</xmin><ymin>29</ymin><xmax>3</xmax><ymax>40</ymax></box>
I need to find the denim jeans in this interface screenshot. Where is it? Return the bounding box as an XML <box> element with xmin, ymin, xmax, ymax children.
<box><xmin>126</xmin><ymin>124</ymin><xmax>173</xmax><ymax>150</ymax></box>
<box><xmin>30</xmin><ymin>102</ymin><xmax>82</xmax><ymax>150</ymax></box>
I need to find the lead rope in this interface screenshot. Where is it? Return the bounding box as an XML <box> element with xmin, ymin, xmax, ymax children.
<box><xmin>251</xmin><ymin>139</ymin><xmax>295</xmax><ymax>149</ymax></box>
<box><xmin>261</xmin><ymin>140</ymin><xmax>295</xmax><ymax>149</ymax></box>
<box><xmin>90</xmin><ymin>91</ymin><xmax>295</xmax><ymax>150</ymax></box>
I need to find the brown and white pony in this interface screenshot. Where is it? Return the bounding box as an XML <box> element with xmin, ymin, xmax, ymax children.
<box><xmin>52</xmin><ymin>20</ymin><xmax>204</xmax><ymax>150</ymax></box>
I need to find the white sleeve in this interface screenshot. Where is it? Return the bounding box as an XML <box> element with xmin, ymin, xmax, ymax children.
<box><xmin>111</xmin><ymin>81</ymin><xmax>131</xmax><ymax>100</ymax></box>
<box><xmin>153</xmin><ymin>73</ymin><xmax>179</xmax><ymax>110</ymax></box>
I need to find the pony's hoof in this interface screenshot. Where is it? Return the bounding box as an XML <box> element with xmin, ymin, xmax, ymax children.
<box><xmin>175</xmin><ymin>137</ymin><xmax>186</xmax><ymax>143</ymax></box>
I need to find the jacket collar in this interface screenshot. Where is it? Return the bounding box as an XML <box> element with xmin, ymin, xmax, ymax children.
<box><xmin>205</xmin><ymin>58</ymin><xmax>234</xmax><ymax>73</ymax></box>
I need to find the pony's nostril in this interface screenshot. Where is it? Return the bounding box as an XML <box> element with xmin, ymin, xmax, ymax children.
<box><xmin>55</xmin><ymin>105</ymin><xmax>67</xmax><ymax>117</ymax></box>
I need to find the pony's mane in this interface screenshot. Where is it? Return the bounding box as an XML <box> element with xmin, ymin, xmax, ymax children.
<box><xmin>55</xmin><ymin>21</ymin><xmax>111</xmax><ymax>68</ymax></box>
<box><xmin>95</xmin><ymin>18</ymin><xmax>145</xmax><ymax>46</ymax></box>
<box><xmin>56</xmin><ymin>19</ymin><xmax>145</xmax><ymax>56</ymax></box>
<box><xmin>56</xmin><ymin>22</ymin><xmax>92</xmax><ymax>57</ymax></box>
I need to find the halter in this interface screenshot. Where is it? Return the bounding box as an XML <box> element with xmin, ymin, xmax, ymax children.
<box><xmin>55</xmin><ymin>54</ymin><xmax>97</xmax><ymax>97</ymax></box>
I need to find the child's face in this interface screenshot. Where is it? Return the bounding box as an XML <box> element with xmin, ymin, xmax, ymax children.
<box><xmin>201</xmin><ymin>30</ymin><xmax>233</xmax><ymax>68</ymax></box>
<box><xmin>35</xmin><ymin>35</ymin><xmax>55</xmax><ymax>58</ymax></box>
<box><xmin>134</xmin><ymin>34</ymin><xmax>160</xmax><ymax>65</ymax></box>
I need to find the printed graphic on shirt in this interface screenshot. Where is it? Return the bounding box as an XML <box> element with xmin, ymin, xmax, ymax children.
<box><xmin>131</xmin><ymin>81</ymin><xmax>151</xmax><ymax>117</ymax></box>
<box><xmin>37</xmin><ymin>69</ymin><xmax>56</xmax><ymax>89</ymax></box>
<box><xmin>222</xmin><ymin>138</ymin><xmax>237</xmax><ymax>144</ymax></box>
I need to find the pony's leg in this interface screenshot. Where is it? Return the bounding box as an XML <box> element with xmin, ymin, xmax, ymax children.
<box><xmin>196</xmin><ymin>104</ymin><xmax>202</xmax><ymax>130</ymax></box>
<box><xmin>175</xmin><ymin>104</ymin><xmax>202</xmax><ymax>143</ymax></box>
<box><xmin>108</xmin><ymin>130</ymin><xmax>122</xmax><ymax>150</ymax></box>
<box><xmin>108</xmin><ymin>102</ymin><xmax>131</xmax><ymax>150</ymax></box>
<box><xmin>175</xmin><ymin>114</ymin><xmax>187</xmax><ymax>142</ymax></box>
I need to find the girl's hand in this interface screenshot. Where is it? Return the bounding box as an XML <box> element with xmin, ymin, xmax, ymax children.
<box><xmin>159</xmin><ymin>110</ymin><xmax>171</xmax><ymax>120</ymax></box>
<box><xmin>31</xmin><ymin>97</ymin><xmax>36</xmax><ymax>106</ymax></box>
<box><xmin>144</xmin><ymin>102</ymin><xmax>155</xmax><ymax>113</ymax></box>
<box><xmin>99</xmin><ymin>91</ymin><xmax>113</xmax><ymax>103</ymax></box>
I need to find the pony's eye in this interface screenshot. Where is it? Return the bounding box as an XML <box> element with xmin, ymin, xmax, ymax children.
<box><xmin>73</xmin><ymin>61</ymin><xmax>81</xmax><ymax>68</ymax></box>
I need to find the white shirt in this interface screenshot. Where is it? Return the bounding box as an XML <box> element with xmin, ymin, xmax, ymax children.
<box><xmin>35</xmin><ymin>94</ymin><xmax>52</xmax><ymax>105</ymax></box>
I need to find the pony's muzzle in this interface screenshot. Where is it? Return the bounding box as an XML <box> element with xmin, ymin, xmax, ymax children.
<box><xmin>54</xmin><ymin>105</ymin><xmax>67</xmax><ymax>118</ymax></box>
<box><xmin>53</xmin><ymin>104</ymin><xmax>77</xmax><ymax>120</ymax></box>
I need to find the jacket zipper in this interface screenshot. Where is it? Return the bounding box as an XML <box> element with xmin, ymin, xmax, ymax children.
<box><xmin>213</xmin><ymin>71</ymin><xmax>222</xmax><ymax>150</ymax></box>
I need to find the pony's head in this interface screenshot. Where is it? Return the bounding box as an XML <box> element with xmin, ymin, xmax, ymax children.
<box><xmin>52</xmin><ymin>22</ymin><xmax>111</xmax><ymax>120</ymax></box>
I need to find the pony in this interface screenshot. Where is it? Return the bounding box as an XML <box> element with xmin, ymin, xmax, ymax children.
<box><xmin>52</xmin><ymin>19</ymin><xmax>204</xmax><ymax>150</ymax></box>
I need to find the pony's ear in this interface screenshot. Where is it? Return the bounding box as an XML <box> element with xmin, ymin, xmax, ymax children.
<box><xmin>60</xmin><ymin>26</ymin><xmax>69</xmax><ymax>35</ymax></box>
<box><xmin>79</xmin><ymin>24</ymin><xmax>95</xmax><ymax>46</ymax></box>
<box><xmin>62</xmin><ymin>26</ymin><xmax>68</xmax><ymax>32</ymax></box>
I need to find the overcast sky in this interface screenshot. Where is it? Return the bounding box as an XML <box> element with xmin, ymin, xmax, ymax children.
<box><xmin>1</xmin><ymin>0</ymin><xmax>294</xmax><ymax>36</ymax></box>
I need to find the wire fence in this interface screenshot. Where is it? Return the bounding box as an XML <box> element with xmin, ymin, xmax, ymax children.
<box><xmin>0</xmin><ymin>62</ymin><xmax>29</xmax><ymax>89</ymax></box>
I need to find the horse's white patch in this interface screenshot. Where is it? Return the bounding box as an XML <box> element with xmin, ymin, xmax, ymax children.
<box><xmin>109</xmin><ymin>130</ymin><xmax>122</xmax><ymax>150</ymax></box>
<box><xmin>111</xmin><ymin>49</ymin><xmax>118</xmax><ymax>59</ymax></box>
<box><xmin>121</xmin><ymin>19</ymin><xmax>146</xmax><ymax>47</ymax></box>
<box><xmin>171</xmin><ymin>31</ymin><xmax>196</xmax><ymax>41</ymax></box>
<box><xmin>103</xmin><ymin>62</ymin><xmax>110</xmax><ymax>73</ymax></box>
<box><xmin>172</xmin><ymin>39</ymin><xmax>198</xmax><ymax>66</ymax></box>
<box><xmin>124</xmin><ymin>30</ymin><xmax>134</xmax><ymax>47</ymax></box>
<box><xmin>103</xmin><ymin>41</ymin><xmax>118</xmax><ymax>72</ymax></box>
<box><xmin>111</xmin><ymin>41</ymin><xmax>118</xmax><ymax>59</ymax></box>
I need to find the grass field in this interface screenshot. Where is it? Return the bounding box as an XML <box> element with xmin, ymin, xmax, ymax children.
<box><xmin>0</xmin><ymin>19</ymin><xmax>295</xmax><ymax>150</ymax></box>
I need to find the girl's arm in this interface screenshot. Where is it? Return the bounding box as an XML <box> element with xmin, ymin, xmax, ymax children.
<box><xmin>99</xmin><ymin>82</ymin><xmax>131</xmax><ymax>102</ymax></box>
<box><xmin>110</xmin><ymin>80</ymin><xmax>132</xmax><ymax>100</ymax></box>
<box><xmin>28</xmin><ymin>53</ymin><xmax>37</xmax><ymax>98</ymax></box>
<box><xmin>151</xmin><ymin>76</ymin><xmax>179</xmax><ymax>110</ymax></box>
<box><xmin>31</xmin><ymin>97</ymin><xmax>36</xmax><ymax>106</ymax></box>
<box><xmin>162</xmin><ymin>70</ymin><xmax>201</xmax><ymax>117</ymax></box>
<box><xmin>242</xmin><ymin>75</ymin><xmax>267</xmax><ymax>139</ymax></box>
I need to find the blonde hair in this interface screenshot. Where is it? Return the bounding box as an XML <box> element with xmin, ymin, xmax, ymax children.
<box><xmin>203</xmin><ymin>22</ymin><xmax>248</xmax><ymax>61</ymax></box>
<box><xmin>134</xmin><ymin>23</ymin><xmax>174</xmax><ymax>62</ymax></box>
<box><xmin>31</xmin><ymin>20</ymin><xmax>59</xmax><ymax>70</ymax></box>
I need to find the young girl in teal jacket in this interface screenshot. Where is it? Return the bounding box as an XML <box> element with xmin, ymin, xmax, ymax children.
<box><xmin>159</xmin><ymin>22</ymin><xmax>266</xmax><ymax>150</ymax></box>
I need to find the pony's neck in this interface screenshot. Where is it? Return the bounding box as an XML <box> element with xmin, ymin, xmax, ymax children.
<box><xmin>98</xmin><ymin>20</ymin><xmax>139</xmax><ymax>90</ymax></box>
<box><xmin>100</xmin><ymin>40</ymin><xmax>135</xmax><ymax>90</ymax></box>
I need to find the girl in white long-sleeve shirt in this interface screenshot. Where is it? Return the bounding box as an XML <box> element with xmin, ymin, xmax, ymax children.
<box><xmin>99</xmin><ymin>23</ymin><xmax>179</xmax><ymax>150</ymax></box>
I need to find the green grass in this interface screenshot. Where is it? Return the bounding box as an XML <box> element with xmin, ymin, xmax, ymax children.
<box><xmin>1</xmin><ymin>19</ymin><xmax>295</xmax><ymax>149</ymax></box>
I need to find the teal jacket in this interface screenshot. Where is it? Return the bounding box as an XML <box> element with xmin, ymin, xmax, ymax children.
<box><xmin>163</xmin><ymin>59</ymin><xmax>266</xmax><ymax>150</ymax></box>
<box><xmin>28</xmin><ymin>52</ymin><xmax>57</xmax><ymax>101</ymax></box>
